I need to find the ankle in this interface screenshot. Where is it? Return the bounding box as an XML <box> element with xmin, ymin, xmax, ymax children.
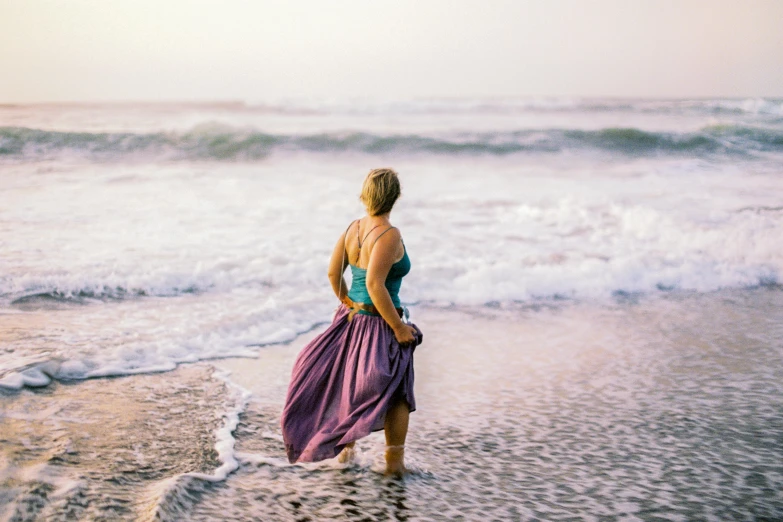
<box><xmin>337</xmin><ymin>444</ymin><xmax>356</xmax><ymax>464</ymax></box>
<box><xmin>384</xmin><ymin>445</ymin><xmax>406</xmax><ymax>476</ymax></box>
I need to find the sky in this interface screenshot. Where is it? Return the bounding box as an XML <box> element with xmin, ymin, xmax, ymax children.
<box><xmin>1</xmin><ymin>0</ymin><xmax>782</xmax><ymax>103</ymax></box>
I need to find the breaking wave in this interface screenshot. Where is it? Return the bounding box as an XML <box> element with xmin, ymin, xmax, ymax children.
<box><xmin>2</xmin><ymin>124</ymin><xmax>782</xmax><ymax>161</ymax></box>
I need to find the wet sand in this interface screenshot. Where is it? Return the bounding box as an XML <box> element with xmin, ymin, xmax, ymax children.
<box><xmin>0</xmin><ymin>365</ymin><xmax>232</xmax><ymax>521</ymax></box>
<box><xmin>2</xmin><ymin>289</ymin><xmax>783</xmax><ymax>520</ymax></box>
<box><xmin>206</xmin><ymin>290</ymin><xmax>783</xmax><ymax>521</ymax></box>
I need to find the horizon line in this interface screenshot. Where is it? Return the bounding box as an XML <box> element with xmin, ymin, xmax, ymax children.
<box><xmin>2</xmin><ymin>95</ymin><xmax>782</xmax><ymax>107</ymax></box>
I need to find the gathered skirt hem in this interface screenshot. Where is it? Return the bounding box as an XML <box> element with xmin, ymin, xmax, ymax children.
<box><xmin>281</xmin><ymin>305</ymin><xmax>419</xmax><ymax>464</ymax></box>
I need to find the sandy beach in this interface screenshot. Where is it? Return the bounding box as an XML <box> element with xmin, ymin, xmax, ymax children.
<box><xmin>206</xmin><ymin>292</ymin><xmax>783</xmax><ymax>520</ymax></box>
<box><xmin>6</xmin><ymin>289</ymin><xmax>781</xmax><ymax>520</ymax></box>
<box><xmin>0</xmin><ymin>365</ymin><xmax>230</xmax><ymax>520</ymax></box>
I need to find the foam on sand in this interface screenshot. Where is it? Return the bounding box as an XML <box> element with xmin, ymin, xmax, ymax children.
<box><xmin>0</xmin><ymin>365</ymin><xmax>246</xmax><ymax>520</ymax></box>
<box><xmin>139</xmin><ymin>368</ymin><xmax>251</xmax><ymax>521</ymax></box>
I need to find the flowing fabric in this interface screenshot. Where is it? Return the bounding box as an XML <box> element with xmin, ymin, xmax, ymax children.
<box><xmin>281</xmin><ymin>304</ymin><xmax>422</xmax><ymax>463</ymax></box>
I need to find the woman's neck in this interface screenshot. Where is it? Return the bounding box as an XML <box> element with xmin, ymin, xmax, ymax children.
<box><xmin>365</xmin><ymin>212</ymin><xmax>391</xmax><ymax>225</ymax></box>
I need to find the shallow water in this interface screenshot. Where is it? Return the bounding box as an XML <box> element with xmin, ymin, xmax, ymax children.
<box><xmin>194</xmin><ymin>288</ymin><xmax>783</xmax><ymax>521</ymax></box>
<box><xmin>2</xmin><ymin>99</ymin><xmax>783</xmax><ymax>386</ymax></box>
<box><xmin>2</xmin><ymin>290</ymin><xmax>782</xmax><ymax>520</ymax></box>
<box><xmin>0</xmin><ymin>366</ymin><xmax>232</xmax><ymax>521</ymax></box>
<box><xmin>2</xmin><ymin>154</ymin><xmax>782</xmax><ymax>388</ymax></box>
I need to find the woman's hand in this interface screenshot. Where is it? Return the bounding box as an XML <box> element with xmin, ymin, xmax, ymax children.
<box><xmin>393</xmin><ymin>323</ymin><xmax>418</xmax><ymax>346</ymax></box>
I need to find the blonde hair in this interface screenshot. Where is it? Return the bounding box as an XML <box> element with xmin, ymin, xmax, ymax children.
<box><xmin>360</xmin><ymin>168</ymin><xmax>401</xmax><ymax>216</ymax></box>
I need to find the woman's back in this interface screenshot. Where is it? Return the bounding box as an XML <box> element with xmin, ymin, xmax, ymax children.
<box><xmin>344</xmin><ymin>218</ymin><xmax>410</xmax><ymax>309</ymax></box>
<box><xmin>344</xmin><ymin>218</ymin><xmax>406</xmax><ymax>270</ymax></box>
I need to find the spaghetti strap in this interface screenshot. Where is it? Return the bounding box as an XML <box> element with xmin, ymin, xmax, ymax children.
<box><xmin>342</xmin><ymin>220</ymin><xmax>357</xmax><ymax>264</ymax></box>
<box><xmin>371</xmin><ymin>226</ymin><xmax>398</xmax><ymax>247</ymax></box>
<box><xmin>355</xmin><ymin>223</ymin><xmax>383</xmax><ymax>266</ymax></box>
<box><xmin>343</xmin><ymin>220</ymin><xmax>358</xmax><ymax>251</ymax></box>
<box><xmin>359</xmin><ymin>225</ymin><xmax>382</xmax><ymax>247</ymax></box>
<box><xmin>338</xmin><ymin>220</ymin><xmax>359</xmax><ymax>300</ymax></box>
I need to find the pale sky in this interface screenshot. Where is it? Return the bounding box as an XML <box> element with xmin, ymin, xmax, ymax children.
<box><xmin>1</xmin><ymin>0</ymin><xmax>782</xmax><ymax>103</ymax></box>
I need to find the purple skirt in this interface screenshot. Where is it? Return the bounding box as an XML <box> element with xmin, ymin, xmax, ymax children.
<box><xmin>281</xmin><ymin>304</ymin><xmax>421</xmax><ymax>463</ymax></box>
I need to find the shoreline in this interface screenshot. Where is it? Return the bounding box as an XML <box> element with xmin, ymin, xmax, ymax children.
<box><xmin>2</xmin><ymin>290</ymin><xmax>783</xmax><ymax>519</ymax></box>
<box><xmin>0</xmin><ymin>364</ymin><xmax>236</xmax><ymax>520</ymax></box>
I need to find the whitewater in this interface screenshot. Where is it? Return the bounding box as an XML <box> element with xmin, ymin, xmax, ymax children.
<box><xmin>2</xmin><ymin>98</ymin><xmax>782</xmax><ymax>385</ymax></box>
<box><xmin>1</xmin><ymin>98</ymin><xmax>782</xmax><ymax>520</ymax></box>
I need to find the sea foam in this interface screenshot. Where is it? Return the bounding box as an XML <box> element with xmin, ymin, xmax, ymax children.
<box><xmin>1</xmin><ymin>100</ymin><xmax>782</xmax><ymax>391</ymax></box>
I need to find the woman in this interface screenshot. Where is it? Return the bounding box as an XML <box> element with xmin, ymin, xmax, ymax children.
<box><xmin>281</xmin><ymin>168</ymin><xmax>421</xmax><ymax>476</ymax></box>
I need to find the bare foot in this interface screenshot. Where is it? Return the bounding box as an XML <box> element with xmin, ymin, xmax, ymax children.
<box><xmin>384</xmin><ymin>445</ymin><xmax>406</xmax><ymax>477</ymax></box>
<box><xmin>337</xmin><ymin>442</ymin><xmax>355</xmax><ymax>464</ymax></box>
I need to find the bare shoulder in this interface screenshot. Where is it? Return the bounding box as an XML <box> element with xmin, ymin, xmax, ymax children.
<box><xmin>371</xmin><ymin>226</ymin><xmax>402</xmax><ymax>253</ymax></box>
<box><xmin>376</xmin><ymin>226</ymin><xmax>402</xmax><ymax>243</ymax></box>
<box><xmin>371</xmin><ymin>226</ymin><xmax>404</xmax><ymax>262</ymax></box>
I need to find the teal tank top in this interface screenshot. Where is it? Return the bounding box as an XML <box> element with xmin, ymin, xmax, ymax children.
<box><xmin>345</xmin><ymin>222</ymin><xmax>411</xmax><ymax>315</ymax></box>
<box><xmin>347</xmin><ymin>248</ymin><xmax>410</xmax><ymax>312</ymax></box>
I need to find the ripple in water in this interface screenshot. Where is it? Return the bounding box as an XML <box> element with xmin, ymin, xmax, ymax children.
<box><xmin>195</xmin><ymin>288</ymin><xmax>783</xmax><ymax>521</ymax></box>
<box><xmin>2</xmin><ymin>289</ymin><xmax>781</xmax><ymax>520</ymax></box>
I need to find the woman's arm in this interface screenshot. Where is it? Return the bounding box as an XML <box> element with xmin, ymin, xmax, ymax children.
<box><xmin>365</xmin><ymin>228</ymin><xmax>417</xmax><ymax>345</ymax></box>
<box><xmin>327</xmin><ymin>230</ymin><xmax>350</xmax><ymax>300</ymax></box>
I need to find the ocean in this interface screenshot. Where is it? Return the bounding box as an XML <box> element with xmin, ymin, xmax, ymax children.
<box><xmin>1</xmin><ymin>98</ymin><xmax>782</xmax><ymax>520</ymax></box>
